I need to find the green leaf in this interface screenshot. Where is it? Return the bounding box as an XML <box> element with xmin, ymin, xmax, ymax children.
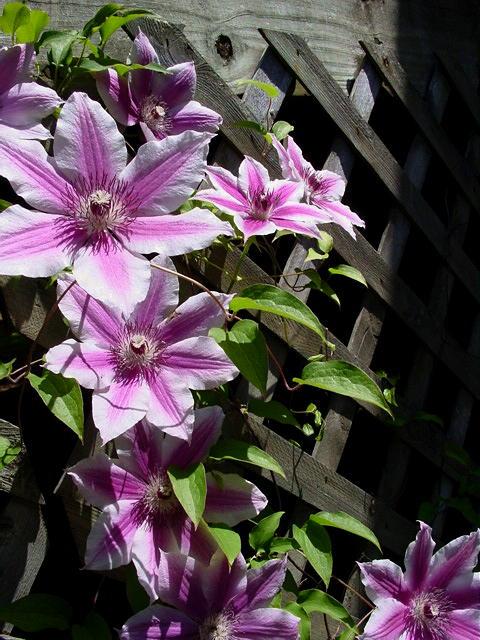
<box><xmin>305</xmin><ymin>247</ymin><xmax>328</xmax><ymax>262</ymax></box>
<box><xmin>125</xmin><ymin>563</ymin><xmax>150</xmax><ymax>614</ymax></box>
<box><xmin>234</xmin><ymin>78</ymin><xmax>280</xmax><ymax>98</ymax></box>
<box><xmin>0</xmin><ymin>358</ymin><xmax>15</xmax><ymax>380</ymax></box>
<box><xmin>72</xmin><ymin>613</ymin><xmax>111</xmax><ymax>640</ymax></box>
<box><xmin>27</xmin><ymin>370</ymin><xmax>84</xmax><ymax>440</ymax></box>
<box><xmin>317</xmin><ymin>231</ymin><xmax>334</xmax><ymax>255</ymax></box>
<box><xmin>337</xmin><ymin>628</ymin><xmax>358</xmax><ymax>640</ymax></box>
<box><xmin>16</xmin><ymin>9</ymin><xmax>49</xmax><ymax>43</ymax></box>
<box><xmin>294</xmin><ymin>360</ymin><xmax>392</xmax><ymax>417</ymax></box>
<box><xmin>232</xmin><ymin>119</ymin><xmax>268</xmax><ymax>135</ymax></box>
<box><xmin>328</xmin><ymin>264</ymin><xmax>367</xmax><ymax>287</ymax></box>
<box><xmin>0</xmin><ymin>2</ymin><xmax>30</xmax><ymax>36</ymax></box>
<box><xmin>209</xmin><ymin>523</ymin><xmax>241</xmax><ymax>564</ymax></box>
<box><xmin>249</xmin><ymin>511</ymin><xmax>284</xmax><ymax>551</ymax></box>
<box><xmin>168</xmin><ymin>462</ymin><xmax>206</xmax><ymax>526</ymax></box>
<box><xmin>303</xmin><ymin>269</ymin><xmax>340</xmax><ymax>307</ymax></box>
<box><xmin>248</xmin><ymin>398</ymin><xmax>301</xmax><ymax>429</ymax></box>
<box><xmin>269</xmin><ymin>536</ymin><xmax>296</xmax><ymax>554</ymax></box>
<box><xmin>0</xmin><ymin>198</ymin><xmax>12</xmax><ymax>211</ymax></box>
<box><xmin>37</xmin><ymin>30</ymin><xmax>80</xmax><ymax>65</ymax></box>
<box><xmin>293</xmin><ymin>521</ymin><xmax>332</xmax><ymax>587</ymax></box>
<box><xmin>0</xmin><ymin>594</ymin><xmax>72</xmax><ymax>632</ymax></box>
<box><xmin>444</xmin><ymin>442</ymin><xmax>472</xmax><ymax>469</ymax></box>
<box><xmin>99</xmin><ymin>11</ymin><xmax>152</xmax><ymax>45</ymax></box>
<box><xmin>271</xmin><ymin>120</ymin><xmax>294</xmax><ymax>141</ymax></box>
<box><xmin>297</xmin><ymin>589</ymin><xmax>357</xmax><ymax>629</ymax></box>
<box><xmin>208</xmin><ymin>437</ymin><xmax>285</xmax><ymax>478</ymax></box>
<box><xmin>310</xmin><ymin>511</ymin><xmax>381</xmax><ymax>551</ymax></box>
<box><xmin>210</xmin><ymin>319</ymin><xmax>268</xmax><ymax>394</ymax></box>
<box><xmin>230</xmin><ymin>284</ymin><xmax>326</xmax><ymax>342</ymax></box>
<box><xmin>82</xmin><ymin>3</ymin><xmax>124</xmax><ymax>36</ymax></box>
<box><xmin>77</xmin><ymin>58</ymin><xmax>168</xmax><ymax>77</ymax></box>
<box><xmin>0</xmin><ymin>435</ymin><xmax>21</xmax><ymax>471</ymax></box>
<box><xmin>284</xmin><ymin>602</ymin><xmax>310</xmax><ymax>640</ymax></box>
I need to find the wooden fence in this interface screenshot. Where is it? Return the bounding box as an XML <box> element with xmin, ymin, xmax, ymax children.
<box><xmin>1</xmin><ymin>14</ymin><xmax>479</xmax><ymax>636</ymax></box>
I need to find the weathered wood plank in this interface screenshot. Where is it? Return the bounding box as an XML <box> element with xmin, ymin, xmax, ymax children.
<box><xmin>260</xmin><ymin>29</ymin><xmax>480</xmax><ymax>308</ymax></box>
<box><xmin>361</xmin><ymin>39</ymin><xmax>480</xmax><ymax>216</ymax></box>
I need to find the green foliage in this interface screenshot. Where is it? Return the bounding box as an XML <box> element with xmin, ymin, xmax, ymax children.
<box><xmin>71</xmin><ymin>612</ymin><xmax>111</xmax><ymax>640</ymax></box>
<box><xmin>284</xmin><ymin>602</ymin><xmax>310</xmax><ymax>640</ymax></box>
<box><xmin>38</xmin><ymin>30</ymin><xmax>80</xmax><ymax>65</ymax></box>
<box><xmin>208</xmin><ymin>437</ymin><xmax>285</xmax><ymax>478</ymax></box>
<box><xmin>168</xmin><ymin>462</ymin><xmax>206</xmax><ymax>526</ymax></box>
<box><xmin>310</xmin><ymin>511</ymin><xmax>381</xmax><ymax>550</ymax></box>
<box><xmin>210</xmin><ymin>319</ymin><xmax>268</xmax><ymax>394</ymax></box>
<box><xmin>292</xmin><ymin>519</ymin><xmax>332</xmax><ymax>588</ymax></box>
<box><xmin>328</xmin><ymin>264</ymin><xmax>367</xmax><ymax>287</ymax></box>
<box><xmin>209</xmin><ymin>523</ymin><xmax>241</xmax><ymax>564</ymax></box>
<box><xmin>0</xmin><ymin>358</ymin><xmax>15</xmax><ymax>380</ymax></box>
<box><xmin>249</xmin><ymin>511</ymin><xmax>284</xmax><ymax>552</ymax></box>
<box><xmin>0</xmin><ymin>435</ymin><xmax>21</xmax><ymax>471</ymax></box>
<box><xmin>0</xmin><ymin>594</ymin><xmax>72</xmax><ymax>632</ymax></box>
<box><xmin>27</xmin><ymin>370</ymin><xmax>84</xmax><ymax>440</ymax></box>
<box><xmin>297</xmin><ymin>589</ymin><xmax>357</xmax><ymax>631</ymax></box>
<box><xmin>125</xmin><ymin>563</ymin><xmax>150</xmax><ymax>613</ymax></box>
<box><xmin>271</xmin><ymin>120</ymin><xmax>294</xmax><ymax>141</ymax></box>
<box><xmin>248</xmin><ymin>398</ymin><xmax>301</xmax><ymax>429</ymax></box>
<box><xmin>0</xmin><ymin>2</ymin><xmax>31</xmax><ymax>38</ymax></box>
<box><xmin>234</xmin><ymin>78</ymin><xmax>280</xmax><ymax>98</ymax></box>
<box><xmin>303</xmin><ymin>269</ymin><xmax>340</xmax><ymax>306</ymax></box>
<box><xmin>230</xmin><ymin>284</ymin><xmax>326</xmax><ymax>342</ymax></box>
<box><xmin>294</xmin><ymin>360</ymin><xmax>392</xmax><ymax>416</ymax></box>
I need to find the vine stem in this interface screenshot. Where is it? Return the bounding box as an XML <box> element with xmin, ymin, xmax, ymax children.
<box><xmin>332</xmin><ymin>575</ymin><xmax>373</xmax><ymax>609</ymax></box>
<box><xmin>151</xmin><ymin>262</ymin><xmax>231</xmax><ymax>321</ymax></box>
<box><xmin>266</xmin><ymin>344</ymin><xmax>300</xmax><ymax>392</ymax></box>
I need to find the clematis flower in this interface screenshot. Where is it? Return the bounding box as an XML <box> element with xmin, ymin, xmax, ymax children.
<box><xmin>0</xmin><ymin>91</ymin><xmax>231</xmax><ymax>313</ymax></box>
<box><xmin>69</xmin><ymin>406</ymin><xmax>267</xmax><ymax>597</ymax></box>
<box><xmin>0</xmin><ymin>44</ymin><xmax>61</xmax><ymax>140</ymax></box>
<box><xmin>45</xmin><ymin>256</ymin><xmax>238</xmax><ymax>442</ymax></box>
<box><xmin>358</xmin><ymin>521</ymin><xmax>480</xmax><ymax>639</ymax></box>
<box><xmin>272</xmin><ymin>135</ymin><xmax>364</xmax><ymax>238</ymax></box>
<box><xmin>120</xmin><ymin>551</ymin><xmax>300</xmax><ymax>639</ymax></box>
<box><xmin>196</xmin><ymin>155</ymin><xmax>333</xmax><ymax>240</ymax></box>
<box><xmin>96</xmin><ymin>30</ymin><xmax>221</xmax><ymax>140</ymax></box>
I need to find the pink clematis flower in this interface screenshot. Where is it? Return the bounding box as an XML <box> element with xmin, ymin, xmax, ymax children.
<box><xmin>96</xmin><ymin>30</ymin><xmax>222</xmax><ymax>141</ymax></box>
<box><xmin>272</xmin><ymin>135</ymin><xmax>364</xmax><ymax>238</ymax></box>
<box><xmin>0</xmin><ymin>91</ymin><xmax>231</xmax><ymax>312</ymax></box>
<box><xmin>0</xmin><ymin>44</ymin><xmax>61</xmax><ymax>140</ymax></box>
<box><xmin>69</xmin><ymin>407</ymin><xmax>267</xmax><ymax>598</ymax></box>
<box><xmin>196</xmin><ymin>155</ymin><xmax>332</xmax><ymax>240</ymax></box>
<box><xmin>120</xmin><ymin>552</ymin><xmax>300</xmax><ymax>639</ymax></box>
<box><xmin>358</xmin><ymin>521</ymin><xmax>480</xmax><ymax>640</ymax></box>
<box><xmin>45</xmin><ymin>257</ymin><xmax>238</xmax><ymax>442</ymax></box>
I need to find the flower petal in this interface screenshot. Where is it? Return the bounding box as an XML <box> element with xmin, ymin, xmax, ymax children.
<box><xmin>204</xmin><ymin>165</ymin><xmax>248</xmax><ymax>204</ymax></box>
<box><xmin>0</xmin><ymin>137</ymin><xmax>69</xmax><ymax>212</ymax></box>
<box><xmin>269</xmin><ymin>179</ymin><xmax>303</xmax><ymax>205</ymax></box>
<box><xmin>315</xmin><ymin>170</ymin><xmax>346</xmax><ymax>199</ymax></box>
<box><xmin>120</xmin><ymin>130</ymin><xmax>212</xmax><ymax>216</ymax></box>
<box><xmin>95</xmin><ymin>69</ymin><xmax>139</xmax><ymax>126</ymax></box>
<box><xmin>120</xmin><ymin>605</ymin><xmax>198</xmax><ymax>640</ymax></box>
<box><xmin>54</xmin><ymin>92</ymin><xmax>127</xmax><ymax>182</ymax></box>
<box><xmin>447</xmin><ymin>608</ymin><xmax>480</xmax><ymax>640</ymax></box>
<box><xmin>205</xmin><ymin>472</ymin><xmax>267</xmax><ymax>526</ymax></box>
<box><xmin>404</xmin><ymin>521</ymin><xmax>436</xmax><ymax>592</ymax></box>
<box><xmin>313</xmin><ymin>198</ymin><xmax>365</xmax><ymax>234</ymax></box>
<box><xmin>0</xmin><ymin>82</ymin><xmax>60</xmax><ymax>126</ymax></box>
<box><xmin>84</xmin><ymin>501</ymin><xmax>137</xmax><ymax>570</ymax></box>
<box><xmin>124</xmin><ymin>208</ymin><xmax>232</xmax><ymax>256</ymax></box>
<box><xmin>271</xmin><ymin>217</ymin><xmax>320</xmax><ymax>238</ymax></box>
<box><xmin>359</xmin><ymin>598</ymin><xmax>408</xmax><ymax>640</ymax></box>
<box><xmin>195</xmin><ymin>189</ymin><xmax>248</xmax><ymax>214</ymax></box>
<box><xmin>129</xmin><ymin>30</ymin><xmax>158</xmax><ymax>100</ymax></box>
<box><xmin>448</xmin><ymin>573</ymin><xmax>480</xmax><ymax>609</ymax></box>
<box><xmin>146</xmin><ymin>368</ymin><xmax>195</xmax><ymax>434</ymax></box>
<box><xmin>131</xmin><ymin>255</ymin><xmax>179</xmax><ymax>328</ymax></box>
<box><xmin>72</xmin><ymin>235</ymin><xmax>151</xmax><ymax>316</ymax></box>
<box><xmin>152</xmin><ymin>61</ymin><xmax>196</xmax><ymax>108</ymax></box>
<box><xmin>177</xmin><ymin>516</ymin><xmax>218</xmax><ymax>564</ymax></box>
<box><xmin>0</xmin><ymin>206</ymin><xmax>70</xmax><ymax>277</ymax></box>
<box><xmin>238</xmin><ymin>156</ymin><xmax>270</xmax><ymax>194</ymax></box>
<box><xmin>153</xmin><ymin>552</ymin><xmax>209</xmax><ymax>619</ymax></box>
<box><xmin>234</xmin><ymin>608</ymin><xmax>300</xmax><ymax>640</ymax></box>
<box><xmin>0</xmin><ymin>121</ymin><xmax>52</xmax><ymax>140</ymax></box>
<box><xmin>45</xmin><ymin>339</ymin><xmax>114</xmax><ymax>389</ymax></box>
<box><xmin>358</xmin><ymin>560</ymin><xmax>409</xmax><ymax>605</ymax></box>
<box><xmin>271</xmin><ymin>135</ymin><xmax>299</xmax><ymax>181</ymax></box>
<box><xmin>231</xmin><ymin>557</ymin><xmax>287</xmax><ymax>613</ymax></box>
<box><xmin>167</xmin><ymin>406</ymin><xmax>224</xmax><ymax>468</ymax></box>
<box><xmin>56</xmin><ymin>275</ymin><xmax>122</xmax><ymax>347</ymax></box>
<box><xmin>0</xmin><ymin>44</ymin><xmax>34</xmax><ymax>90</ymax></box>
<box><xmin>68</xmin><ymin>454</ymin><xmax>145</xmax><ymax>507</ymax></box>
<box><xmin>162</xmin><ymin>336</ymin><xmax>239</xmax><ymax>390</ymax></box>
<box><xmin>203</xmin><ymin>552</ymin><xmax>248</xmax><ymax>613</ymax></box>
<box><xmin>273</xmin><ymin>201</ymin><xmax>332</xmax><ymax>223</ymax></box>
<box><xmin>286</xmin><ymin>136</ymin><xmax>308</xmax><ymax>178</ymax></box>
<box><xmin>159</xmin><ymin>291</ymin><xmax>232</xmax><ymax>344</ymax></box>
<box><xmin>427</xmin><ymin>529</ymin><xmax>480</xmax><ymax>591</ymax></box>
<box><xmin>93</xmin><ymin>380</ymin><xmax>150</xmax><ymax>444</ymax></box>
<box><xmin>116</xmin><ymin>420</ymin><xmax>173</xmax><ymax>479</ymax></box>
<box><xmin>169</xmin><ymin>100</ymin><xmax>222</xmax><ymax>134</ymax></box>
<box><xmin>233</xmin><ymin>215</ymin><xmax>277</xmax><ymax>240</ymax></box>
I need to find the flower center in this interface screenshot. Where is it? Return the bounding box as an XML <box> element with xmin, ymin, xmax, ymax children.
<box><xmin>132</xmin><ymin>471</ymin><xmax>180</xmax><ymax>527</ymax></box>
<box><xmin>408</xmin><ymin>590</ymin><xmax>452</xmax><ymax>639</ymax></box>
<box><xmin>113</xmin><ymin>322</ymin><xmax>166</xmax><ymax>380</ymax></box>
<box><xmin>141</xmin><ymin>96</ymin><xmax>171</xmax><ymax>133</ymax></box>
<box><xmin>302</xmin><ymin>167</ymin><xmax>334</xmax><ymax>202</ymax></box>
<box><xmin>65</xmin><ymin>176</ymin><xmax>140</xmax><ymax>237</ymax></box>
<box><xmin>249</xmin><ymin>188</ymin><xmax>276</xmax><ymax>220</ymax></box>
<box><xmin>199</xmin><ymin>612</ymin><xmax>233</xmax><ymax>640</ymax></box>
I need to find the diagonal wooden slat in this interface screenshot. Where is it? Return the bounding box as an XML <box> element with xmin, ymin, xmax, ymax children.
<box><xmin>260</xmin><ymin>29</ymin><xmax>480</xmax><ymax>308</ymax></box>
<box><xmin>361</xmin><ymin>39</ymin><xmax>480</xmax><ymax>216</ymax></box>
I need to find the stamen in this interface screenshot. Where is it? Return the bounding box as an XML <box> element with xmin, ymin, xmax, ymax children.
<box><xmin>112</xmin><ymin>322</ymin><xmax>166</xmax><ymax>381</ymax></box>
<box><xmin>132</xmin><ymin>472</ymin><xmax>180</xmax><ymax>527</ymax></box>
<box><xmin>407</xmin><ymin>589</ymin><xmax>453</xmax><ymax>640</ymax></box>
<box><xmin>199</xmin><ymin>611</ymin><xmax>234</xmax><ymax>640</ymax></box>
<box><xmin>141</xmin><ymin>95</ymin><xmax>172</xmax><ymax>134</ymax></box>
<box><xmin>248</xmin><ymin>187</ymin><xmax>279</xmax><ymax>220</ymax></box>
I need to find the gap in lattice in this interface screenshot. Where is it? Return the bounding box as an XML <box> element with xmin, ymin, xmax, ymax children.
<box><xmin>396</xmin><ymin>225</ymin><xmax>440</xmax><ymax>302</ymax></box>
<box><xmin>444</xmin><ymin>277</ymin><xmax>478</xmax><ymax>350</ymax></box>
